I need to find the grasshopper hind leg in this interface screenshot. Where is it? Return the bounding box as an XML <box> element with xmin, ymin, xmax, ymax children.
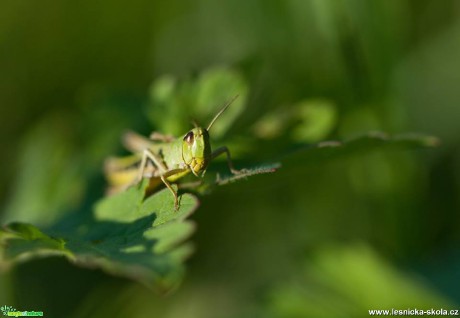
<box><xmin>136</xmin><ymin>149</ymin><xmax>168</xmax><ymax>183</ymax></box>
<box><xmin>149</xmin><ymin>132</ymin><xmax>175</xmax><ymax>142</ymax></box>
<box><xmin>137</xmin><ymin>149</ymin><xmax>187</xmax><ymax>210</ymax></box>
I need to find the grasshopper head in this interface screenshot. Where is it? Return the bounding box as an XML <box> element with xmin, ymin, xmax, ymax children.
<box><xmin>181</xmin><ymin>95</ymin><xmax>238</xmax><ymax>177</ymax></box>
<box><xmin>182</xmin><ymin>127</ymin><xmax>211</xmax><ymax>176</ymax></box>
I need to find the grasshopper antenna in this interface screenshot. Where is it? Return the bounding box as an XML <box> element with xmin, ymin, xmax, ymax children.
<box><xmin>207</xmin><ymin>95</ymin><xmax>239</xmax><ymax>131</ymax></box>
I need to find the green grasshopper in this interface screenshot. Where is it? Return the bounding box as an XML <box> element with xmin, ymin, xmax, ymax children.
<box><xmin>105</xmin><ymin>96</ymin><xmax>242</xmax><ymax>209</ymax></box>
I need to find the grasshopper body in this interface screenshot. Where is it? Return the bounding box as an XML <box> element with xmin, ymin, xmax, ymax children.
<box><xmin>105</xmin><ymin>97</ymin><xmax>241</xmax><ymax>209</ymax></box>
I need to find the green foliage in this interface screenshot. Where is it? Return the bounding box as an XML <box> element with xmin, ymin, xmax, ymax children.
<box><xmin>0</xmin><ymin>102</ymin><xmax>437</xmax><ymax>293</ymax></box>
<box><xmin>1</xmin><ymin>1</ymin><xmax>458</xmax><ymax>313</ymax></box>
<box><xmin>0</xmin><ymin>181</ymin><xmax>198</xmax><ymax>291</ymax></box>
<box><xmin>0</xmin><ymin>153</ymin><xmax>278</xmax><ymax>292</ymax></box>
<box><xmin>1</xmin><ymin>114</ymin><xmax>85</xmax><ymax>227</ymax></box>
<box><xmin>267</xmin><ymin>245</ymin><xmax>451</xmax><ymax>318</ymax></box>
<box><xmin>284</xmin><ymin>131</ymin><xmax>439</xmax><ymax>167</ymax></box>
<box><xmin>0</xmin><ymin>68</ymin><xmax>277</xmax><ymax>292</ymax></box>
<box><xmin>253</xmin><ymin>99</ymin><xmax>338</xmax><ymax>143</ymax></box>
<box><xmin>148</xmin><ymin>67</ymin><xmax>249</xmax><ymax>139</ymax></box>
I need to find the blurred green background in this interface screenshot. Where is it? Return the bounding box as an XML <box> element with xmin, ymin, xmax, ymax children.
<box><xmin>1</xmin><ymin>0</ymin><xmax>460</xmax><ymax>317</ymax></box>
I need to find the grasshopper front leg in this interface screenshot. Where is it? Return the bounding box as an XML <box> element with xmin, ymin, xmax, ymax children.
<box><xmin>160</xmin><ymin>168</ymin><xmax>189</xmax><ymax>209</ymax></box>
<box><xmin>211</xmin><ymin>146</ymin><xmax>244</xmax><ymax>175</ymax></box>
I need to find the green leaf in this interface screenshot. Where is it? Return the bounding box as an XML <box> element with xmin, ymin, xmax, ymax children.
<box><xmin>291</xmin><ymin>99</ymin><xmax>337</xmax><ymax>142</ymax></box>
<box><xmin>0</xmin><ymin>181</ymin><xmax>199</xmax><ymax>292</ymax></box>
<box><xmin>214</xmin><ymin>164</ymin><xmax>281</xmax><ymax>186</ymax></box>
<box><xmin>147</xmin><ymin>67</ymin><xmax>248</xmax><ymax>138</ymax></box>
<box><xmin>194</xmin><ymin>67</ymin><xmax>249</xmax><ymax>139</ymax></box>
<box><xmin>267</xmin><ymin>245</ymin><xmax>451</xmax><ymax>318</ymax></box>
<box><xmin>1</xmin><ymin>113</ymin><xmax>85</xmax><ymax>227</ymax></box>
<box><xmin>252</xmin><ymin>99</ymin><xmax>337</xmax><ymax>142</ymax></box>
<box><xmin>148</xmin><ymin>75</ymin><xmax>187</xmax><ymax>136</ymax></box>
<box><xmin>178</xmin><ymin>163</ymin><xmax>280</xmax><ymax>195</ymax></box>
<box><xmin>283</xmin><ymin>132</ymin><xmax>439</xmax><ymax>167</ymax></box>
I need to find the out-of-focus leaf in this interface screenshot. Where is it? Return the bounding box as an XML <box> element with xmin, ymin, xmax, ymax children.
<box><xmin>0</xmin><ymin>181</ymin><xmax>198</xmax><ymax>292</ymax></box>
<box><xmin>148</xmin><ymin>75</ymin><xmax>186</xmax><ymax>136</ymax></box>
<box><xmin>1</xmin><ymin>113</ymin><xmax>85</xmax><ymax>227</ymax></box>
<box><xmin>252</xmin><ymin>98</ymin><xmax>337</xmax><ymax>142</ymax></box>
<box><xmin>267</xmin><ymin>245</ymin><xmax>451</xmax><ymax>318</ymax></box>
<box><xmin>147</xmin><ymin>67</ymin><xmax>248</xmax><ymax>138</ymax></box>
<box><xmin>291</xmin><ymin>99</ymin><xmax>337</xmax><ymax>142</ymax></box>
<box><xmin>194</xmin><ymin>67</ymin><xmax>249</xmax><ymax>139</ymax></box>
<box><xmin>252</xmin><ymin>109</ymin><xmax>292</xmax><ymax>139</ymax></box>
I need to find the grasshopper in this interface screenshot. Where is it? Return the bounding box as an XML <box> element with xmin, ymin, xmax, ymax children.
<box><xmin>105</xmin><ymin>96</ymin><xmax>242</xmax><ymax>209</ymax></box>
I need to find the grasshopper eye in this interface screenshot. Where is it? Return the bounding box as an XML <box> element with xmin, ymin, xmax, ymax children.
<box><xmin>184</xmin><ymin>131</ymin><xmax>194</xmax><ymax>144</ymax></box>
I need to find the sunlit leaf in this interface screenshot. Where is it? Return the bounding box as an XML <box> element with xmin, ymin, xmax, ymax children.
<box><xmin>0</xmin><ymin>181</ymin><xmax>198</xmax><ymax>292</ymax></box>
